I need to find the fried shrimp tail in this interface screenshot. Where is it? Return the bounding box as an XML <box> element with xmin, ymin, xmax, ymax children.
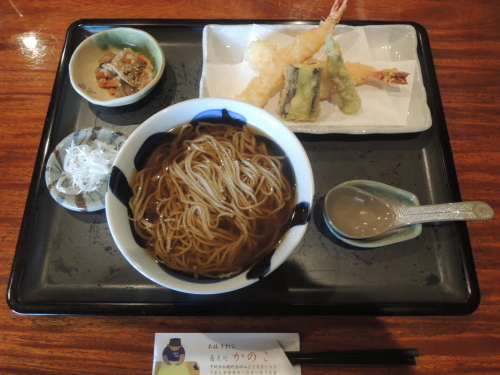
<box><xmin>282</xmin><ymin>0</ymin><xmax>348</xmax><ymax>63</ymax></box>
<box><xmin>236</xmin><ymin>0</ymin><xmax>348</xmax><ymax>107</ymax></box>
<box><xmin>344</xmin><ymin>62</ymin><xmax>410</xmax><ymax>85</ymax></box>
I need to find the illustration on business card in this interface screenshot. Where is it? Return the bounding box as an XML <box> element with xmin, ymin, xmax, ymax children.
<box><xmin>155</xmin><ymin>337</ymin><xmax>200</xmax><ymax>375</ymax></box>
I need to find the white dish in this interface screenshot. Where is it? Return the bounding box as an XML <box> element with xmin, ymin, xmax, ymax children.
<box><xmin>200</xmin><ymin>24</ymin><xmax>432</xmax><ymax>134</ymax></box>
<box><xmin>45</xmin><ymin>127</ymin><xmax>127</xmax><ymax>212</ymax></box>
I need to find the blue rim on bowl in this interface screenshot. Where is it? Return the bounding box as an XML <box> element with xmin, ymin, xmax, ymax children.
<box><xmin>45</xmin><ymin>127</ymin><xmax>127</xmax><ymax>212</ymax></box>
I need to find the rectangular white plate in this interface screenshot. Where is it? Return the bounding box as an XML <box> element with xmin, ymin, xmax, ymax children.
<box><xmin>200</xmin><ymin>23</ymin><xmax>432</xmax><ymax>135</ymax></box>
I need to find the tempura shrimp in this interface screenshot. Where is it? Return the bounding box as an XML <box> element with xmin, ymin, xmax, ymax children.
<box><xmin>344</xmin><ymin>62</ymin><xmax>410</xmax><ymax>85</ymax></box>
<box><xmin>236</xmin><ymin>0</ymin><xmax>348</xmax><ymax>107</ymax></box>
<box><xmin>307</xmin><ymin>60</ymin><xmax>410</xmax><ymax>100</ymax></box>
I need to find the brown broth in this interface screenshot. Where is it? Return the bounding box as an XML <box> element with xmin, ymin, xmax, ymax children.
<box><xmin>129</xmin><ymin>122</ymin><xmax>297</xmax><ymax>278</ymax></box>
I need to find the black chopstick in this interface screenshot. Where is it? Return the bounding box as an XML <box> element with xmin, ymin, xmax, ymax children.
<box><xmin>285</xmin><ymin>349</ymin><xmax>419</xmax><ymax>366</ymax></box>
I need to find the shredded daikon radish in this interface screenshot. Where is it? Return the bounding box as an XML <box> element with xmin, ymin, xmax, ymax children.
<box><xmin>56</xmin><ymin>140</ymin><xmax>118</xmax><ymax>194</ymax></box>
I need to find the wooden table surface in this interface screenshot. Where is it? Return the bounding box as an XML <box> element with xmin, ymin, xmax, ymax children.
<box><xmin>1</xmin><ymin>0</ymin><xmax>498</xmax><ymax>373</ymax></box>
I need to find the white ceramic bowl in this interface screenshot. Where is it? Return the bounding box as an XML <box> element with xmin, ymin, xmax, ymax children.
<box><xmin>45</xmin><ymin>127</ymin><xmax>127</xmax><ymax>212</ymax></box>
<box><xmin>69</xmin><ymin>27</ymin><xmax>165</xmax><ymax>107</ymax></box>
<box><xmin>105</xmin><ymin>98</ymin><xmax>314</xmax><ymax>294</ymax></box>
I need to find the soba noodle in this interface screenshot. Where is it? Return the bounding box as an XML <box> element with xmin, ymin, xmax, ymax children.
<box><xmin>129</xmin><ymin>123</ymin><xmax>294</xmax><ymax>278</ymax></box>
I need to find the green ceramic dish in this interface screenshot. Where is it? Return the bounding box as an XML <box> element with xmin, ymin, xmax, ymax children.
<box><xmin>69</xmin><ymin>27</ymin><xmax>165</xmax><ymax>107</ymax></box>
<box><xmin>324</xmin><ymin>180</ymin><xmax>422</xmax><ymax>248</ymax></box>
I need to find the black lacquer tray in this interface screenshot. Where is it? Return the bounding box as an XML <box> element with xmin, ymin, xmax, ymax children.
<box><xmin>7</xmin><ymin>19</ymin><xmax>480</xmax><ymax>315</ymax></box>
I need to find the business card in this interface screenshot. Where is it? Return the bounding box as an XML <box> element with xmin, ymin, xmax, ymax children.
<box><xmin>153</xmin><ymin>333</ymin><xmax>300</xmax><ymax>375</ymax></box>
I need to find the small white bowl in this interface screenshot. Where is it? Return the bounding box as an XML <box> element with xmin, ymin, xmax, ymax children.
<box><xmin>45</xmin><ymin>127</ymin><xmax>127</xmax><ymax>212</ymax></box>
<box><xmin>69</xmin><ymin>27</ymin><xmax>165</xmax><ymax>107</ymax></box>
<box><xmin>105</xmin><ymin>98</ymin><xmax>314</xmax><ymax>294</ymax></box>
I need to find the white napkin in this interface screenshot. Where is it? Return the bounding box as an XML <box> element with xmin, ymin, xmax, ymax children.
<box><xmin>202</xmin><ymin>25</ymin><xmax>416</xmax><ymax>130</ymax></box>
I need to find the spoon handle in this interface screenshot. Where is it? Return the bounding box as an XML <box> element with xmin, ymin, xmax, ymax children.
<box><xmin>394</xmin><ymin>201</ymin><xmax>494</xmax><ymax>225</ymax></box>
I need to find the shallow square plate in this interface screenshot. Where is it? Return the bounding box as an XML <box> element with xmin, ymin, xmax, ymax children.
<box><xmin>200</xmin><ymin>24</ymin><xmax>432</xmax><ymax>134</ymax></box>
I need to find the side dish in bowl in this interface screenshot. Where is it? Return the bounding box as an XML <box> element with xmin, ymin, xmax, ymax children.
<box><xmin>105</xmin><ymin>98</ymin><xmax>314</xmax><ymax>294</ymax></box>
<box><xmin>45</xmin><ymin>127</ymin><xmax>127</xmax><ymax>212</ymax></box>
<box><xmin>69</xmin><ymin>27</ymin><xmax>165</xmax><ymax>107</ymax></box>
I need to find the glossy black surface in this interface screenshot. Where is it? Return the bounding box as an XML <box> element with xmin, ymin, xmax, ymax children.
<box><xmin>7</xmin><ymin>19</ymin><xmax>479</xmax><ymax>315</ymax></box>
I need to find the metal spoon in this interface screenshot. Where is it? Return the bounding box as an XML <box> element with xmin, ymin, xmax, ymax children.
<box><xmin>324</xmin><ymin>185</ymin><xmax>494</xmax><ymax>239</ymax></box>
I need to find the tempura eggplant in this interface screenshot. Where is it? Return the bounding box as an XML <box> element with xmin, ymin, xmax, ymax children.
<box><xmin>278</xmin><ymin>63</ymin><xmax>323</xmax><ymax>121</ymax></box>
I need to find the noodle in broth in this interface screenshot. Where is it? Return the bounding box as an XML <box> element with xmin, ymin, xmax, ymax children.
<box><xmin>129</xmin><ymin>123</ymin><xmax>294</xmax><ymax>278</ymax></box>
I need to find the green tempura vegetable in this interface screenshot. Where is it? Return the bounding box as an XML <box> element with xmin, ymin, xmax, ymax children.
<box><xmin>325</xmin><ymin>33</ymin><xmax>361</xmax><ymax>114</ymax></box>
<box><xmin>278</xmin><ymin>63</ymin><xmax>323</xmax><ymax>122</ymax></box>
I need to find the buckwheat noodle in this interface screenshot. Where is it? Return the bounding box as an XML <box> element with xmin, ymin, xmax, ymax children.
<box><xmin>129</xmin><ymin>123</ymin><xmax>294</xmax><ymax>278</ymax></box>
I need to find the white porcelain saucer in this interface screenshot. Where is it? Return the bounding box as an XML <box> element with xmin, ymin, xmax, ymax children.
<box><xmin>45</xmin><ymin>127</ymin><xmax>127</xmax><ymax>212</ymax></box>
